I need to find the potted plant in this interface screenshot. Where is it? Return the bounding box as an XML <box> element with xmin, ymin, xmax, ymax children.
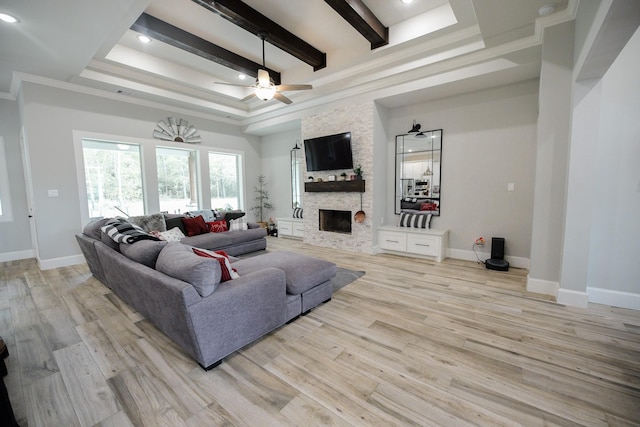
<box><xmin>250</xmin><ymin>175</ymin><xmax>273</xmax><ymax>228</ymax></box>
<box><xmin>353</xmin><ymin>164</ymin><xmax>363</xmax><ymax>180</ymax></box>
<box><xmin>340</xmin><ymin>172</ymin><xmax>347</xmax><ymax>181</ymax></box>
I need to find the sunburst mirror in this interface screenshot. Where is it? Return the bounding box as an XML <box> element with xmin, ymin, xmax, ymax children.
<box><xmin>153</xmin><ymin>117</ymin><xmax>201</xmax><ymax>143</ymax></box>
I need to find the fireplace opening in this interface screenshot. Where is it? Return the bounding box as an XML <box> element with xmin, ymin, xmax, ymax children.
<box><xmin>319</xmin><ymin>209</ymin><xmax>352</xmax><ymax>234</ymax></box>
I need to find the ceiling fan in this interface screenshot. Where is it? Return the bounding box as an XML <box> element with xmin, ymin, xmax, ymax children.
<box><xmin>216</xmin><ymin>35</ymin><xmax>312</xmax><ymax>104</ymax></box>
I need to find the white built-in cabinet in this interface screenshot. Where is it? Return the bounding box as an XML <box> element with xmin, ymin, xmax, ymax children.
<box><xmin>378</xmin><ymin>226</ymin><xmax>448</xmax><ymax>262</ymax></box>
<box><xmin>277</xmin><ymin>218</ymin><xmax>304</xmax><ymax>239</ymax></box>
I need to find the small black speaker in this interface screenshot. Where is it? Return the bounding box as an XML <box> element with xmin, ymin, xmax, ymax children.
<box><xmin>486</xmin><ymin>237</ymin><xmax>509</xmax><ymax>271</ymax></box>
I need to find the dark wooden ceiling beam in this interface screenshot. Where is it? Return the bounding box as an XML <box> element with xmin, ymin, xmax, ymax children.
<box><xmin>131</xmin><ymin>13</ymin><xmax>281</xmax><ymax>84</ymax></box>
<box><xmin>324</xmin><ymin>0</ymin><xmax>388</xmax><ymax>49</ymax></box>
<box><xmin>191</xmin><ymin>0</ymin><xmax>326</xmax><ymax>71</ymax></box>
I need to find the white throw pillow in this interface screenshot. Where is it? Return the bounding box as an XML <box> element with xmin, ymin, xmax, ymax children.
<box><xmin>158</xmin><ymin>227</ymin><xmax>185</xmax><ymax>242</ymax></box>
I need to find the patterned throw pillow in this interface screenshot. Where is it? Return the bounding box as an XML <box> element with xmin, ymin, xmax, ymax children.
<box><xmin>399</xmin><ymin>212</ymin><xmax>432</xmax><ymax>229</ymax></box>
<box><xmin>158</xmin><ymin>227</ymin><xmax>185</xmax><ymax>242</ymax></box>
<box><xmin>229</xmin><ymin>218</ymin><xmax>248</xmax><ymax>231</ymax></box>
<box><xmin>293</xmin><ymin>207</ymin><xmax>303</xmax><ymax>218</ymax></box>
<box><xmin>420</xmin><ymin>202</ymin><xmax>438</xmax><ymax>211</ymax></box>
<box><xmin>181</xmin><ymin>215</ymin><xmax>208</xmax><ymax>236</ymax></box>
<box><xmin>192</xmin><ymin>248</ymin><xmax>239</xmax><ymax>282</ymax></box>
<box><xmin>206</xmin><ymin>220</ymin><xmax>228</xmax><ymax>233</ymax></box>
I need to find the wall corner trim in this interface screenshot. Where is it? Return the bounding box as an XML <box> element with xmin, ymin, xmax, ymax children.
<box><xmin>526</xmin><ymin>276</ymin><xmax>559</xmax><ymax>297</ymax></box>
<box><xmin>557</xmin><ymin>288</ymin><xmax>589</xmax><ymax>308</ymax></box>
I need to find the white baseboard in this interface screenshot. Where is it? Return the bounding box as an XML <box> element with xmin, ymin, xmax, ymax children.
<box><xmin>587</xmin><ymin>287</ymin><xmax>640</xmax><ymax>311</ymax></box>
<box><xmin>526</xmin><ymin>276</ymin><xmax>559</xmax><ymax>297</ymax></box>
<box><xmin>557</xmin><ymin>288</ymin><xmax>589</xmax><ymax>308</ymax></box>
<box><xmin>448</xmin><ymin>248</ymin><xmax>530</xmax><ymax>269</ymax></box>
<box><xmin>0</xmin><ymin>249</ymin><xmax>35</xmax><ymax>263</ymax></box>
<box><xmin>39</xmin><ymin>254</ymin><xmax>85</xmax><ymax>270</ymax></box>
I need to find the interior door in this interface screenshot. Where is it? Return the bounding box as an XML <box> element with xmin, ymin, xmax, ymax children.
<box><xmin>20</xmin><ymin>127</ymin><xmax>39</xmax><ymax>260</ymax></box>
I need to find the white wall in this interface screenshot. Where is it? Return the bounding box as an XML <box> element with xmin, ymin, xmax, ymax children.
<box><xmin>387</xmin><ymin>80</ymin><xmax>538</xmax><ymax>262</ymax></box>
<box><xmin>0</xmin><ymin>99</ymin><xmax>32</xmax><ymax>260</ymax></box>
<box><xmin>587</xmin><ymin>27</ymin><xmax>640</xmax><ymax>301</ymax></box>
<box><xmin>19</xmin><ymin>82</ymin><xmax>261</xmax><ymax>267</ymax></box>
<box><xmin>259</xmin><ymin>128</ymin><xmax>302</xmax><ymax>220</ymax></box>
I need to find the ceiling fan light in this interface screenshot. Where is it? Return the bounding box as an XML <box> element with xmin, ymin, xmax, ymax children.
<box><xmin>255</xmin><ymin>85</ymin><xmax>276</xmax><ymax>101</ymax></box>
<box><xmin>257</xmin><ymin>69</ymin><xmax>270</xmax><ymax>87</ymax></box>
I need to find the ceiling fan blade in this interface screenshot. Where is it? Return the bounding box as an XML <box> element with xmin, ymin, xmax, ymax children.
<box><xmin>241</xmin><ymin>92</ymin><xmax>257</xmax><ymax>102</ymax></box>
<box><xmin>257</xmin><ymin>69</ymin><xmax>270</xmax><ymax>86</ymax></box>
<box><xmin>274</xmin><ymin>92</ymin><xmax>293</xmax><ymax>104</ymax></box>
<box><xmin>276</xmin><ymin>84</ymin><xmax>312</xmax><ymax>91</ymax></box>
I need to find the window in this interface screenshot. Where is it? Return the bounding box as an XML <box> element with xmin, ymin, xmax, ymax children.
<box><xmin>209</xmin><ymin>152</ymin><xmax>242</xmax><ymax>210</ymax></box>
<box><xmin>82</xmin><ymin>140</ymin><xmax>144</xmax><ymax>219</ymax></box>
<box><xmin>0</xmin><ymin>137</ymin><xmax>13</xmax><ymax>222</ymax></box>
<box><xmin>157</xmin><ymin>147</ymin><xmax>199</xmax><ymax>214</ymax></box>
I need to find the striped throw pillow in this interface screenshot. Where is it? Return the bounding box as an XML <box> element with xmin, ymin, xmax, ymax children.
<box><xmin>293</xmin><ymin>208</ymin><xmax>303</xmax><ymax>219</ymax></box>
<box><xmin>399</xmin><ymin>212</ymin><xmax>432</xmax><ymax>229</ymax></box>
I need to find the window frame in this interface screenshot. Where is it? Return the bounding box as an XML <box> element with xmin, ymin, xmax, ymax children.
<box><xmin>208</xmin><ymin>150</ymin><xmax>244</xmax><ymax>211</ymax></box>
<box><xmin>73</xmin><ymin>131</ymin><xmax>245</xmax><ymax>228</ymax></box>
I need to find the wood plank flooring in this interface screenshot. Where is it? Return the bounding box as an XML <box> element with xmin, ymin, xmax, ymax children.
<box><xmin>1</xmin><ymin>237</ymin><xmax>639</xmax><ymax>426</ymax></box>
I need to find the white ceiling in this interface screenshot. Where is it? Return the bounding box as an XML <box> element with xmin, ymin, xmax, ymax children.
<box><xmin>0</xmin><ymin>0</ymin><xmax>574</xmax><ymax>134</ymax></box>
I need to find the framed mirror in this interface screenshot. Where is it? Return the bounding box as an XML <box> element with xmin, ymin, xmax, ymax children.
<box><xmin>395</xmin><ymin>129</ymin><xmax>442</xmax><ymax>215</ymax></box>
<box><xmin>291</xmin><ymin>142</ymin><xmax>302</xmax><ymax>208</ymax></box>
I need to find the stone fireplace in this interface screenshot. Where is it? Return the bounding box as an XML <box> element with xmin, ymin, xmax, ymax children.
<box><xmin>319</xmin><ymin>209</ymin><xmax>352</xmax><ymax>234</ymax></box>
<box><xmin>301</xmin><ymin>101</ymin><xmax>375</xmax><ymax>253</ymax></box>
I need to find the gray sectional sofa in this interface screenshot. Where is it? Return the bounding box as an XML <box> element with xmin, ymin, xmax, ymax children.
<box><xmin>76</xmin><ymin>219</ymin><xmax>336</xmax><ymax>369</ymax></box>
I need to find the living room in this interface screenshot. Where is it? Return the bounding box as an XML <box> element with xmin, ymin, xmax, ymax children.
<box><xmin>0</xmin><ymin>1</ymin><xmax>639</xmax><ymax>425</ymax></box>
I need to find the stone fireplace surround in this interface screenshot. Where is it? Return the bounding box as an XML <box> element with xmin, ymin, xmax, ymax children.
<box><xmin>301</xmin><ymin>102</ymin><xmax>374</xmax><ymax>253</ymax></box>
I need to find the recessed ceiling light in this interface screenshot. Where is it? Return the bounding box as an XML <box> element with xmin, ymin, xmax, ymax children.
<box><xmin>538</xmin><ymin>4</ymin><xmax>556</xmax><ymax>17</ymax></box>
<box><xmin>137</xmin><ymin>35</ymin><xmax>152</xmax><ymax>44</ymax></box>
<box><xmin>0</xmin><ymin>13</ymin><xmax>18</xmax><ymax>23</ymax></box>
<box><xmin>238</xmin><ymin>73</ymin><xmax>247</xmax><ymax>80</ymax></box>
<box><xmin>401</xmin><ymin>0</ymin><xmax>414</xmax><ymax>4</ymax></box>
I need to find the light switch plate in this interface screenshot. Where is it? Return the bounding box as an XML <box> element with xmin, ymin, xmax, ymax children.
<box><xmin>507</xmin><ymin>183</ymin><xmax>515</xmax><ymax>192</ymax></box>
<box><xmin>48</xmin><ymin>189</ymin><xmax>59</xmax><ymax>197</ymax></box>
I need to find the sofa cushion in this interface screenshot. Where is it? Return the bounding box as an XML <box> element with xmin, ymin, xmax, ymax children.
<box><xmin>101</xmin><ymin>231</ymin><xmax>121</xmax><ymax>252</ymax></box>
<box><xmin>83</xmin><ymin>218</ymin><xmax>111</xmax><ymax>240</ymax></box>
<box><xmin>227</xmin><ymin>227</ymin><xmax>267</xmax><ymax>245</ymax></box>
<box><xmin>156</xmin><ymin>242</ymin><xmax>221</xmax><ymax>297</ymax></box>
<box><xmin>182</xmin><ymin>215</ymin><xmax>208</xmax><ymax>236</ymax></box>
<box><xmin>181</xmin><ymin>231</ymin><xmax>233</xmax><ymax>249</ymax></box>
<box><xmin>127</xmin><ymin>213</ymin><xmax>167</xmax><ymax>232</ymax></box>
<box><xmin>233</xmin><ymin>251</ymin><xmax>336</xmax><ymax>295</ymax></box>
<box><xmin>120</xmin><ymin>240</ymin><xmax>168</xmax><ymax>268</ymax></box>
<box><xmin>192</xmin><ymin>248</ymin><xmax>239</xmax><ymax>282</ymax></box>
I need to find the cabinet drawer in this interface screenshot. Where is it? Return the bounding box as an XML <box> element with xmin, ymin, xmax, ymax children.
<box><xmin>379</xmin><ymin>231</ymin><xmax>407</xmax><ymax>251</ymax></box>
<box><xmin>278</xmin><ymin>221</ymin><xmax>292</xmax><ymax>235</ymax></box>
<box><xmin>293</xmin><ymin>223</ymin><xmax>304</xmax><ymax>237</ymax></box>
<box><xmin>407</xmin><ymin>235</ymin><xmax>439</xmax><ymax>256</ymax></box>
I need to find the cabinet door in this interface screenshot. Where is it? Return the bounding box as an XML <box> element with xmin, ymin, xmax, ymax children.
<box><xmin>379</xmin><ymin>231</ymin><xmax>407</xmax><ymax>251</ymax></box>
<box><xmin>407</xmin><ymin>234</ymin><xmax>439</xmax><ymax>256</ymax></box>
<box><xmin>293</xmin><ymin>223</ymin><xmax>304</xmax><ymax>237</ymax></box>
<box><xmin>278</xmin><ymin>220</ymin><xmax>293</xmax><ymax>236</ymax></box>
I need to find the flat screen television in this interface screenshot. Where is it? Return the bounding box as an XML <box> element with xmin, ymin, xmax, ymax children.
<box><xmin>304</xmin><ymin>132</ymin><xmax>353</xmax><ymax>171</ymax></box>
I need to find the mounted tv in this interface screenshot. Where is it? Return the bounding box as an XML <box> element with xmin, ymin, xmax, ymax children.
<box><xmin>304</xmin><ymin>132</ymin><xmax>354</xmax><ymax>172</ymax></box>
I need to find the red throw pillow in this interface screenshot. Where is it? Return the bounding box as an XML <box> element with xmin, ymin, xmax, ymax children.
<box><xmin>192</xmin><ymin>248</ymin><xmax>238</xmax><ymax>282</ymax></box>
<box><xmin>206</xmin><ymin>220</ymin><xmax>228</xmax><ymax>233</ymax></box>
<box><xmin>181</xmin><ymin>215</ymin><xmax>208</xmax><ymax>236</ymax></box>
<box><xmin>420</xmin><ymin>202</ymin><xmax>437</xmax><ymax>211</ymax></box>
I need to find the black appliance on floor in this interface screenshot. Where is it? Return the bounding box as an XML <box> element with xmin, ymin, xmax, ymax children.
<box><xmin>485</xmin><ymin>237</ymin><xmax>510</xmax><ymax>271</ymax></box>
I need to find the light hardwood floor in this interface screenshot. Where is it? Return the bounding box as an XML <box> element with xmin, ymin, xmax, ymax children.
<box><xmin>1</xmin><ymin>237</ymin><xmax>639</xmax><ymax>426</ymax></box>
